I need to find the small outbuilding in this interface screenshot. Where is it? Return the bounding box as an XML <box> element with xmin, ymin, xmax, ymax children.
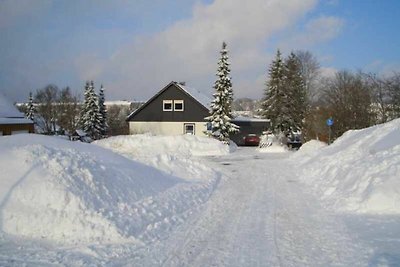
<box><xmin>0</xmin><ymin>95</ymin><xmax>34</xmax><ymax>136</ymax></box>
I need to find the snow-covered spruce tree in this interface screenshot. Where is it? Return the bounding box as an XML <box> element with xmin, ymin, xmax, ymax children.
<box><xmin>25</xmin><ymin>92</ymin><xmax>36</xmax><ymax>121</ymax></box>
<box><xmin>79</xmin><ymin>81</ymin><xmax>90</xmax><ymax>127</ymax></box>
<box><xmin>283</xmin><ymin>52</ymin><xmax>307</xmax><ymax>132</ymax></box>
<box><xmin>80</xmin><ymin>81</ymin><xmax>102</xmax><ymax>140</ymax></box>
<box><xmin>261</xmin><ymin>49</ymin><xmax>287</xmax><ymax>133</ymax></box>
<box><xmin>205</xmin><ymin>42</ymin><xmax>239</xmax><ymax>144</ymax></box>
<box><xmin>98</xmin><ymin>84</ymin><xmax>108</xmax><ymax>137</ymax></box>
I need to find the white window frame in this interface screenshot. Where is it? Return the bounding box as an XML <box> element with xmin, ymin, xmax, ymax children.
<box><xmin>174</xmin><ymin>100</ymin><xmax>184</xmax><ymax>111</ymax></box>
<box><xmin>184</xmin><ymin>123</ymin><xmax>195</xmax><ymax>135</ymax></box>
<box><xmin>163</xmin><ymin>100</ymin><xmax>173</xmax><ymax>111</ymax></box>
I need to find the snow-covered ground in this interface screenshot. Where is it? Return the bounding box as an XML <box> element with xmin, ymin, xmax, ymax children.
<box><xmin>93</xmin><ymin>134</ymin><xmax>234</xmax><ymax>182</ymax></box>
<box><xmin>294</xmin><ymin>118</ymin><xmax>400</xmax><ymax>214</ymax></box>
<box><xmin>0</xmin><ymin>120</ymin><xmax>399</xmax><ymax>266</ymax></box>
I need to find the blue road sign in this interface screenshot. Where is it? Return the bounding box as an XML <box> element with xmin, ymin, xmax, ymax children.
<box><xmin>326</xmin><ymin>118</ymin><xmax>334</xmax><ymax>126</ymax></box>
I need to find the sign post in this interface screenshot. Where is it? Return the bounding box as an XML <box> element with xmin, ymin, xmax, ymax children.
<box><xmin>326</xmin><ymin>118</ymin><xmax>334</xmax><ymax>145</ymax></box>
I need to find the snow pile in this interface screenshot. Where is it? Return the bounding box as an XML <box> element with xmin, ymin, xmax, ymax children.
<box><xmin>94</xmin><ymin>134</ymin><xmax>233</xmax><ymax>181</ymax></box>
<box><xmin>291</xmin><ymin>139</ymin><xmax>327</xmax><ymax>163</ymax></box>
<box><xmin>94</xmin><ymin>134</ymin><xmax>233</xmax><ymax>157</ymax></box>
<box><xmin>0</xmin><ymin>134</ymin><xmax>220</xmax><ymax>245</ymax></box>
<box><xmin>298</xmin><ymin>139</ymin><xmax>327</xmax><ymax>153</ymax></box>
<box><xmin>299</xmin><ymin>119</ymin><xmax>400</xmax><ymax>214</ymax></box>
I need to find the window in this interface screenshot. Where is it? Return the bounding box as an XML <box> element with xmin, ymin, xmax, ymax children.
<box><xmin>163</xmin><ymin>100</ymin><xmax>173</xmax><ymax>111</ymax></box>
<box><xmin>184</xmin><ymin>123</ymin><xmax>195</xmax><ymax>135</ymax></box>
<box><xmin>174</xmin><ymin>100</ymin><xmax>184</xmax><ymax>111</ymax></box>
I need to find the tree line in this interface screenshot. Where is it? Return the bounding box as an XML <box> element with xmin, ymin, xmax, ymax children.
<box><xmin>261</xmin><ymin>49</ymin><xmax>400</xmax><ymax>142</ymax></box>
<box><xmin>21</xmin><ymin>81</ymin><xmax>131</xmax><ymax>140</ymax></box>
<box><xmin>22</xmin><ymin>43</ymin><xmax>400</xmax><ymax>144</ymax></box>
<box><xmin>207</xmin><ymin>43</ymin><xmax>400</xmax><ymax>144</ymax></box>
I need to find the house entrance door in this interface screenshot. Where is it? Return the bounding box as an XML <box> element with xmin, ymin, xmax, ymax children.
<box><xmin>184</xmin><ymin>123</ymin><xmax>195</xmax><ymax>135</ymax></box>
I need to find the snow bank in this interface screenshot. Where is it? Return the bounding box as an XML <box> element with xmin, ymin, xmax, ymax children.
<box><xmin>95</xmin><ymin>134</ymin><xmax>233</xmax><ymax>157</ymax></box>
<box><xmin>298</xmin><ymin>119</ymin><xmax>400</xmax><ymax>214</ymax></box>
<box><xmin>0</xmin><ymin>134</ymin><xmax>220</xmax><ymax>245</ymax></box>
<box><xmin>291</xmin><ymin>140</ymin><xmax>327</xmax><ymax>163</ymax></box>
<box><xmin>94</xmin><ymin>134</ymin><xmax>233</xmax><ymax>181</ymax></box>
<box><xmin>298</xmin><ymin>139</ymin><xmax>327</xmax><ymax>154</ymax></box>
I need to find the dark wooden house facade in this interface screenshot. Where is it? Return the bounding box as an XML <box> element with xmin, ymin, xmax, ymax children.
<box><xmin>127</xmin><ymin>81</ymin><xmax>211</xmax><ymax>136</ymax></box>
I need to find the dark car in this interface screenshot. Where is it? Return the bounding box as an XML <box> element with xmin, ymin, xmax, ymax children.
<box><xmin>287</xmin><ymin>132</ymin><xmax>302</xmax><ymax>150</ymax></box>
<box><xmin>244</xmin><ymin>134</ymin><xmax>260</xmax><ymax>146</ymax></box>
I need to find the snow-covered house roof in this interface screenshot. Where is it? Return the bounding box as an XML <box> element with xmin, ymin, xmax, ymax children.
<box><xmin>232</xmin><ymin>116</ymin><xmax>270</xmax><ymax>122</ymax></box>
<box><xmin>75</xmin><ymin>129</ymin><xmax>87</xmax><ymax>137</ymax></box>
<box><xmin>175</xmin><ymin>83</ymin><xmax>212</xmax><ymax>109</ymax></box>
<box><xmin>0</xmin><ymin>117</ymin><xmax>34</xmax><ymax>124</ymax></box>
<box><xmin>0</xmin><ymin>94</ymin><xmax>25</xmax><ymax>118</ymax></box>
<box><xmin>104</xmin><ymin>100</ymin><xmax>134</xmax><ymax>107</ymax></box>
<box><xmin>0</xmin><ymin>94</ymin><xmax>33</xmax><ymax>129</ymax></box>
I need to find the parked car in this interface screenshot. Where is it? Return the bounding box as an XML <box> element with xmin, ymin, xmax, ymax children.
<box><xmin>287</xmin><ymin>131</ymin><xmax>302</xmax><ymax>150</ymax></box>
<box><xmin>244</xmin><ymin>134</ymin><xmax>260</xmax><ymax>146</ymax></box>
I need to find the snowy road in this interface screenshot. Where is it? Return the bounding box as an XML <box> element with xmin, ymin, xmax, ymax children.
<box><xmin>2</xmin><ymin>144</ymin><xmax>397</xmax><ymax>266</ymax></box>
<box><xmin>128</xmin><ymin>148</ymin><xmax>371</xmax><ymax>266</ymax></box>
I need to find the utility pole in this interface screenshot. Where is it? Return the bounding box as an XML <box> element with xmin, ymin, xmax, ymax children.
<box><xmin>326</xmin><ymin>117</ymin><xmax>334</xmax><ymax>145</ymax></box>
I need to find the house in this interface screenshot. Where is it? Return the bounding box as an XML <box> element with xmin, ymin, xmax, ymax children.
<box><xmin>0</xmin><ymin>95</ymin><xmax>34</xmax><ymax>136</ymax></box>
<box><xmin>126</xmin><ymin>81</ymin><xmax>272</xmax><ymax>143</ymax></box>
<box><xmin>127</xmin><ymin>81</ymin><xmax>211</xmax><ymax>136</ymax></box>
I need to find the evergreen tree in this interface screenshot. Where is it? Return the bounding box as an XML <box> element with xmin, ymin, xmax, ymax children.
<box><xmin>205</xmin><ymin>42</ymin><xmax>239</xmax><ymax>144</ymax></box>
<box><xmin>98</xmin><ymin>84</ymin><xmax>108</xmax><ymax>137</ymax></box>
<box><xmin>283</xmin><ymin>52</ymin><xmax>307</xmax><ymax>132</ymax></box>
<box><xmin>261</xmin><ymin>50</ymin><xmax>286</xmax><ymax>132</ymax></box>
<box><xmin>261</xmin><ymin>50</ymin><xmax>307</xmax><ymax>135</ymax></box>
<box><xmin>79</xmin><ymin>81</ymin><xmax>90</xmax><ymax>127</ymax></box>
<box><xmin>25</xmin><ymin>92</ymin><xmax>36</xmax><ymax>121</ymax></box>
<box><xmin>80</xmin><ymin>81</ymin><xmax>102</xmax><ymax>140</ymax></box>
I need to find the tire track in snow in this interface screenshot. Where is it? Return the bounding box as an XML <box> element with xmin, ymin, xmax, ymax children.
<box><xmin>130</xmin><ymin>149</ymin><xmax>282</xmax><ymax>266</ymax></box>
<box><xmin>126</xmin><ymin>148</ymin><xmax>371</xmax><ymax>266</ymax></box>
<box><xmin>266</xmin><ymin>154</ymin><xmax>371</xmax><ymax>266</ymax></box>
<box><xmin>272</xmin><ymin>171</ymin><xmax>283</xmax><ymax>267</ymax></box>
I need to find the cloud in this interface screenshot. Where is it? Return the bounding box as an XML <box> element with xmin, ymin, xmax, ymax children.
<box><xmin>0</xmin><ymin>0</ymin><xmax>52</xmax><ymax>29</ymax></box>
<box><xmin>319</xmin><ymin>66</ymin><xmax>338</xmax><ymax>78</ymax></box>
<box><xmin>4</xmin><ymin>0</ymin><xmax>350</xmax><ymax>102</ymax></box>
<box><xmin>364</xmin><ymin>60</ymin><xmax>400</xmax><ymax>77</ymax></box>
<box><xmin>89</xmin><ymin>0</ymin><xmax>319</xmax><ymax>100</ymax></box>
<box><xmin>279</xmin><ymin>16</ymin><xmax>344</xmax><ymax>51</ymax></box>
<box><xmin>326</xmin><ymin>0</ymin><xmax>339</xmax><ymax>6</ymax></box>
<box><xmin>303</xmin><ymin>16</ymin><xmax>344</xmax><ymax>43</ymax></box>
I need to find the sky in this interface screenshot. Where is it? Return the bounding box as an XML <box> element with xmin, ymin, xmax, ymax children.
<box><xmin>1</xmin><ymin>0</ymin><xmax>400</xmax><ymax>102</ymax></box>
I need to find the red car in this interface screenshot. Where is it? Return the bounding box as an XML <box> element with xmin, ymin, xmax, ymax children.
<box><xmin>244</xmin><ymin>134</ymin><xmax>260</xmax><ymax>146</ymax></box>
